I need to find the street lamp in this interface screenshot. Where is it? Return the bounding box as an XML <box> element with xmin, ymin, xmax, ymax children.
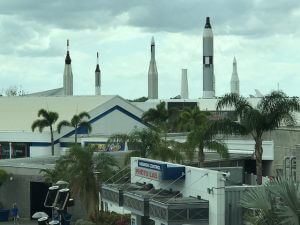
<box><xmin>93</xmin><ymin>169</ymin><xmax>101</xmax><ymax>213</ymax></box>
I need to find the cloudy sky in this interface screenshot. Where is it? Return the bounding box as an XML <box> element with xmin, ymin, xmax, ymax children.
<box><xmin>0</xmin><ymin>0</ymin><xmax>300</xmax><ymax>99</ymax></box>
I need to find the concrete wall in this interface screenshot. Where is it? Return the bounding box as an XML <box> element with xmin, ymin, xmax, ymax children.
<box><xmin>30</xmin><ymin>144</ymin><xmax>61</xmax><ymax>157</ymax></box>
<box><xmin>264</xmin><ymin>128</ymin><xmax>300</xmax><ymax>177</ymax></box>
<box><xmin>0</xmin><ymin>174</ymin><xmax>44</xmax><ymax>218</ymax></box>
<box><xmin>0</xmin><ymin>166</ymin><xmax>87</xmax><ymax>221</ymax></box>
<box><xmin>130</xmin><ymin>157</ymin><xmax>226</xmax><ymax>225</ymax></box>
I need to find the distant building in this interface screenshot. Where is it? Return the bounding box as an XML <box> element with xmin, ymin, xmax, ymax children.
<box><xmin>0</xmin><ymin>95</ymin><xmax>146</xmax><ymax>158</ymax></box>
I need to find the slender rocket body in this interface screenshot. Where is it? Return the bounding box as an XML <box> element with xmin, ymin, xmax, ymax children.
<box><xmin>63</xmin><ymin>40</ymin><xmax>73</xmax><ymax>96</ymax></box>
<box><xmin>230</xmin><ymin>57</ymin><xmax>240</xmax><ymax>95</ymax></box>
<box><xmin>148</xmin><ymin>37</ymin><xmax>158</xmax><ymax>99</ymax></box>
<box><xmin>203</xmin><ymin>17</ymin><xmax>215</xmax><ymax>98</ymax></box>
<box><xmin>181</xmin><ymin>69</ymin><xmax>189</xmax><ymax>99</ymax></box>
<box><xmin>95</xmin><ymin>52</ymin><xmax>101</xmax><ymax>95</ymax></box>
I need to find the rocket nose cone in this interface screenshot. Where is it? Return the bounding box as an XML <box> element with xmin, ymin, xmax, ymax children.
<box><xmin>151</xmin><ymin>36</ymin><xmax>155</xmax><ymax>45</ymax></box>
<box><xmin>205</xmin><ymin>17</ymin><xmax>212</xmax><ymax>29</ymax></box>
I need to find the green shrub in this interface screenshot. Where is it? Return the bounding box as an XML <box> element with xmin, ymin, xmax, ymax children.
<box><xmin>95</xmin><ymin>212</ymin><xmax>130</xmax><ymax>225</ymax></box>
<box><xmin>0</xmin><ymin>169</ymin><xmax>9</xmax><ymax>186</ymax></box>
<box><xmin>75</xmin><ymin>219</ymin><xmax>95</xmax><ymax>225</ymax></box>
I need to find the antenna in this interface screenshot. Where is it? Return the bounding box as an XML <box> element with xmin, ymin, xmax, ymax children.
<box><xmin>67</xmin><ymin>39</ymin><xmax>69</xmax><ymax>51</ymax></box>
<box><xmin>97</xmin><ymin>52</ymin><xmax>99</xmax><ymax>64</ymax></box>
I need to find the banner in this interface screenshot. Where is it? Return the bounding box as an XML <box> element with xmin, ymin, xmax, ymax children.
<box><xmin>85</xmin><ymin>142</ymin><xmax>125</xmax><ymax>152</ymax></box>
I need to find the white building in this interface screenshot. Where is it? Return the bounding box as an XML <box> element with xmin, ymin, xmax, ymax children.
<box><xmin>0</xmin><ymin>95</ymin><xmax>147</xmax><ymax>158</ymax></box>
<box><xmin>102</xmin><ymin>157</ymin><xmax>254</xmax><ymax>225</ymax></box>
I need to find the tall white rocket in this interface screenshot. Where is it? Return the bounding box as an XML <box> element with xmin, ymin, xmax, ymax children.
<box><xmin>230</xmin><ymin>57</ymin><xmax>240</xmax><ymax>95</ymax></box>
<box><xmin>63</xmin><ymin>40</ymin><xmax>73</xmax><ymax>96</ymax></box>
<box><xmin>203</xmin><ymin>17</ymin><xmax>215</xmax><ymax>98</ymax></box>
<box><xmin>181</xmin><ymin>69</ymin><xmax>189</xmax><ymax>99</ymax></box>
<box><xmin>148</xmin><ymin>37</ymin><xmax>158</xmax><ymax>99</ymax></box>
<box><xmin>95</xmin><ymin>52</ymin><xmax>101</xmax><ymax>95</ymax></box>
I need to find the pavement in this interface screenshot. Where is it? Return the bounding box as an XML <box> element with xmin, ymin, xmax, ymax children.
<box><xmin>0</xmin><ymin>219</ymin><xmax>37</xmax><ymax>225</ymax></box>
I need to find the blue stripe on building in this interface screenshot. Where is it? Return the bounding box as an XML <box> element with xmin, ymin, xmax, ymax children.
<box><xmin>30</xmin><ymin>105</ymin><xmax>150</xmax><ymax>147</ymax></box>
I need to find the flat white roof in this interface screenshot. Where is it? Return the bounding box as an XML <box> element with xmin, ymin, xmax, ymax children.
<box><xmin>0</xmin><ymin>95</ymin><xmax>115</xmax><ymax>131</ymax></box>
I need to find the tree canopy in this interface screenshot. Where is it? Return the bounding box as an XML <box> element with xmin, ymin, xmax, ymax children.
<box><xmin>215</xmin><ymin>91</ymin><xmax>300</xmax><ymax>184</ymax></box>
<box><xmin>57</xmin><ymin>111</ymin><xmax>92</xmax><ymax>144</ymax></box>
<box><xmin>40</xmin><ymin>145</ymin><xmax>119</xmax><ymax>220</ymax></box>
<box><xmin>32</xmin><ymin>109</ymin><xmax>59</xmax><ymax>156</ymax></box>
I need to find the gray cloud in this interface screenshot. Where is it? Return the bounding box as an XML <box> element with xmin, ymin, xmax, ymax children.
<box><xmin>0</xmin><ymin>1</ymin><xmax>300</xmax><ymax>98</ymax></box>
<box><xmin>0</xmin><ymin>0</ymin><xmax>299</xmax><ymax>37</ymax></box>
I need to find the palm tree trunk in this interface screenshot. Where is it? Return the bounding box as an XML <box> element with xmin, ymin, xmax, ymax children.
<box><xmin>50</xmin><ymin>126</ymin><xmax>54</xmax><ymax>156</ymax></box>
<box><xmin>198</xmin><ymin>145</ymin><xmax>205</xmax><ymax>167</ymax></box>
<box><xmin>75</xmin><ymin>126</ymin><xmax>78</xmax><ymax>145</ymax></box>
<box><xmin>255</xmin><ymin>137</ymin><xmax>263</xmax><ymax>185</ymax></box>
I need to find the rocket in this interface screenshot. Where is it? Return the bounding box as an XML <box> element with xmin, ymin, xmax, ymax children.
<box><xmin>181</xmin><ymin>69</ymin><xmax>189</xmax><ymax>99</ymax></box>
<box><xmin>148</xmin><ymin>37</ymin><xmax>158</xmax><ymax>99</ymax></box>
<box><xmin>63</xmin><ymin>40</ymin><xmax>73</xmax><ymax>96</ymax></box>
<box><xmin>230</xmin><ymin>57</ymin><xmax>240</xmax><ymax>95</ymax></box>
<box><xmin>95</xmin><ymin>52</ymin><xmax>101</xmax><ymax>95</ymax></box>
<box><xmin>202</xmin><ymin>17</ymin><xmax>215</xmax><ymax>98</ymax></box>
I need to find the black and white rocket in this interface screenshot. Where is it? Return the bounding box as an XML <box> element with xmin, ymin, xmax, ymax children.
<box><xmin>148</xmin><ymin>37</ymin><xmax>158</xmax><ymax>99</ymax></box>
<box><xmin>95</xmin><ymin>52</ymin><xmax>101</xmax><ymax>95</ymax></box>
<box><xmin>63</xmin><ymin>40</ymin><xmax>73</xmax><ymax>96</ymax></box>
<box><xmin>203</xmin><ymin>17</ymin><xmax>215</xmax><ymax>98</ymax></box>
<box><xmin>230</xmin><ymin>57</ymin><xmax>240</xmax><ymax>95</ymax></box>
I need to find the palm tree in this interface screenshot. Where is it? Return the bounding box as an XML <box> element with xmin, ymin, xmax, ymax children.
<box><xmin>180</xmin><ymin>107</ymin><xmax>229</xmax><ymax>167</ymax></box>
<box><xmin>57</xmin><ymin>112</ymin><xmax>92</xmax><ymax>144</ymax></box>
<box><xmin>108</xmin><ymin>128</ymin><xmax>160</xmax><ymax>164</ymax></box>
<box><xmin>216</xmin><ymin>91</ymin><xmax>300</xmax><ymax>184</ymax></box>
<box><xmin>241</xmin><ymin>177</ymin><xmax>300</xmax><ymax>225</ymax></box>
<box><xmin>32</xmin><ymin>109</ymin><xmax>59</xmax><ymax>156</ymax></box>
<box><xmin>142</xmin><ymin>101</ymin><xmax>169</xmax><ymax>131</ymax></box>
<box><xmin>107</xmin><ymin>127</ymin><xmax>183</xmax><ymax>164</ymax></box>
<box><xmin>142</xmin><ymin>101</ymin><xmax>180</xmax><ymax>132</ymax></box>
<box><xmin>43</xmin><ymin>145</ymin><xmax>119</xmax><ymax>221</ymax></box>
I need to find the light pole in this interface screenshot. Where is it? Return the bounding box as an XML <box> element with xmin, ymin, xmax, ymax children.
<box><xmin>93</xmin><ymin>170</ymin><xmax>101</xmax><ymax>213</ymax></box>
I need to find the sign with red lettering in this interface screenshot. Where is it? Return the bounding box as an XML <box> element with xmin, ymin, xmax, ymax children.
<box><xmin>135</xmin><ymin>167</ymin><xmax>161</xmax><ymax>181</ymax></box>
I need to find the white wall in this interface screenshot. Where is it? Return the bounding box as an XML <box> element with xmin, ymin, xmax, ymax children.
<box><xmin>30</xmin><ymin>143</ymin><xmax>60</xmax><ymax>157</ymax></box>
<box><xmin>56</xmin><ymin>96</ymin><xmax>146</xmax><ymax>140</ymax></box>
<box><xmin>90</xmin><ymin>110</ymin><xmax>146</xmax><ymax>136</ymax></box>
<box><xmin>0</xmin><ymin>131</ymin><xmax>50</xmax><ymax>142</ymax></box>
<box><xmin>224</xmin><ymin>139</ymin><xmax>274</xmax><ymax>160</ymax></box>
<box><xmin>104</xmin><ymin>200</ymin><xmax>130</xmax><ymax>214</ymax></box>
<box><xmin>130</xmin><ymin>157</ymin><xmax>226</xmax><ymax>225</ymax></box>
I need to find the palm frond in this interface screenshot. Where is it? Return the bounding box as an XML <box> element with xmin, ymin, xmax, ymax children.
<box><xmin>57</xmin><ymin>120</ymin><xmax>72</xmax><ymax>133</ymax></box>
<box><xmin>124</xmin><ymin>150</ymin><xmax>142</xmax><ymax>165</ymax></box>
<box><xmin>31</xmin><ymin>119</ymin><xmax>49</xmax><ymax>132</ymax></box>
<box><xmin>38</xmin><ymin>109</ymin><xmax>49</xmax><ymax>119</ymax></box>
<box><xmin>93</xmin><ymin>152</ymin><xmax>120</xmax><ymax>181</ymax></box>
<box><xmin>205</xmin><ymin>140</ymin><xmax>229</xmax><ymax>159</ymax></box>
<box><xmin>48</xmin><ymin>111</ymin><xmax>59</xmax><ymax>124</ymax></box>
<box><xmin>71</xmin><ymin>115</ymin><xmax>80</xmax><ymax>127</ymax></box>
<box><xmin>217</xmin><ymin>93</ymin><xmax>252</xmax><ymax>115</ymax></box>
<box><xmin>269</xmin><ymin>177</ymin><xmax>300</xmax><ymax>225</ymax></box>
<box><xmin>259</xmin><ymin>92</ymin><xmax>300</xmax><ymax>130</ymax></box>
<box><xmin>142</xmin><ymin>102</ymin><xmax>168</xmax><ymax>129</ymax></box>
<box><xmin>210</xmin><ymin>118</ymin><xmax>248</xmax><ymax>136</ymax></box>
<box><xmin>78</xmin><ymin>111</ymin><xmax>91</xmax><ymax>120</ymax></box>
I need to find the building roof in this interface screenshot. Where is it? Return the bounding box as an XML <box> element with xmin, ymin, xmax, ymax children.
<box><xmin>0</xmin><ymin>95</ymin><xmax>116</xmax><ymax>131</ymax></box>
<box><xmin>0</xmin><ymin>156</ymin><xmax>57</xmax><ymax>170</ymax></box>
<box><xmin>26</xmin><ymin>88</ymin><xmax>64</xmax><ymax>97</ymax></box>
